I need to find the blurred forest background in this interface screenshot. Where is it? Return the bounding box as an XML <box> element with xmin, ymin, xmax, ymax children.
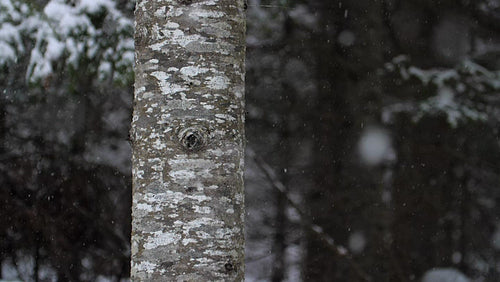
<box><xmin>1</xmin><ymin>0</ymin><xmax>500</xmax><ymax>281</ymax></box>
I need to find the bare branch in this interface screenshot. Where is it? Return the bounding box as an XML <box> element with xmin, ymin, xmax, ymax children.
<box><xmin>247</xmin><ymin>148</ymin><xmax>372</xmax><ymax>281</ymax></box>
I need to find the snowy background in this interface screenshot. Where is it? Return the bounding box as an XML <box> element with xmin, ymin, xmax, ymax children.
<box><xmin>1</xmin><ymin>0</ymin><xmax>500</xmax><ymax>281</ymax></box>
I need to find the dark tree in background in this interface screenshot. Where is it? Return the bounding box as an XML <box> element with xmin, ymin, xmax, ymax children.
<box><xmin>1</xmin><ymin>0</ymin><xmax>500</xmax><ymax>281</ymax></box>
<box><xmin>0</xmin><ymin>0</ymin><xmax>134</xmax><ymax>280</ymax></box>
<box><xmin>246</xmin><ymin>0</ymin><xmax>500</xmax><ymax>281</ymax></box>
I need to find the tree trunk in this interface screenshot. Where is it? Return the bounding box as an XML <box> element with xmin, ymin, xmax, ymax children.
<box><xmin>130</xmin><ymin>1</ymin><xmax>246</xmax><ymax>281</ymax></box>
<box><xmin>306</xmin><ymin>0</ymin><xmax>389</xmax><ymax>281</ymax></box>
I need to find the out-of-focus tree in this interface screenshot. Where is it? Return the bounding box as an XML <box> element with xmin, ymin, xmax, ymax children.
<box><xmin>245</xmin><ymin>0</ymin><xmax>500</xmax><ymax>281</ymax></box>
<box><xmin>0</xmin><ymin>0</ymin><xmax>134</xmax><ymax>280</ymax></box>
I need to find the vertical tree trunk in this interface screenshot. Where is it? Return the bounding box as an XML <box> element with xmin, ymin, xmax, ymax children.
<box><xmin>130</xmin><ymin>1</ymin><xmax>246</xmax><ymax>281</ymax></box>
<box><xmin>306</xmin><ymin>0</ymin><xmax>388</xmax><ymax>280</ymax></box>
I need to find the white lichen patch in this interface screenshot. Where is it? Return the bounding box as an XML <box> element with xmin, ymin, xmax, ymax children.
<box><xmin>168</xmin><ymin>158</ymin><xmax>219</xmax><ymax>183</ymax></box>
<box><xmin>223</xmin><ymin>163</ymin><xmax>236</xmax><ymax>169</ymax></box>
<box><xmin>152</xmin><ymin>138</ymin><xmax>166</xmax><ymax>150</ymax></box>
<box><xmin>194</xmin><ymin>206</ymin><xmax>212</xmax><ymax>214</ymax></box>
<box><xmin>159</xmin><ymin>114</ymin><xmax>171</xmax><ymax>124</ymax></box>
<box><xmin>213</xmin><ymin>130</ymin><xmax>227</xmax><ymax>139</ymax></box>
<box><xmin>180</xmin><ymin>66</ymin><xmax>209</xmax><ymax>77</ymax></box>
<box><xmin>189</xmin><ymin>9</ymin><xmax>225</xmax><ymax>20</ymax></box>
<box><xmin>169</xmin><ymin>170</ymin><xmax>198</xmax><ymax>181</ymax></box>
<box><xmin>141</xmin><ymin>91</ymin><xmax>154</xmax><ymax>99</ymax></box>
<box><xmin>182</xmin><ymin>217</ymin><xmax>223</xmax><ymax>235</ymax></box>
<box><xmin>144</xmin><ymin>231</ymin><xmax>181</xmax><ymax>249</ymax></box>
<box><xmin>167</xmin><ymin>6</ymin><xmax>185</xmax><ymax>17</ymax></box>
<box><xmin>195</xmin><ymin>230</ymin><xmax>211</xmax><ymax>239</ymax></box>
<box><xmin>154</xmin><ymin>7</ymin><xmax>166</xmax><ymax>18</ymax></box>
<box><xmin>149</xmin><ymin>131</ymin><xmax>160</xmax><ymax>139</ymax></box>
<box><xmin>137</xmin><ymin>203</ymin><xmax>154</xmax><ymax>212</ymax></box>
<box><xmin>149</xmin><ymin>27</ymin><xmax>202</xmax><ymax>50</ymax></box>
<box><xmin>205</xmin><ymin>75</ymin><xmax>229</xmax><ymax>90</ymax></box>
<box><xmin>165</xmin><ymin>21</ymin><xmax>180</xmax><ymax>29</ymax></box>
<box><xmin>143</xmin><ymin>192</ymin><xmax>169</xmax><ymax>208</ymax></box>
<box><xmin>141</xmin><ymin>190</ymin><xmax>212</xmax><ymax>213</ymax></box>
<box><xmin>151</xmin><ymin>163</ymin><xmax>163</xmax><ymax>172</ymax></box>
<box><xmin>232</xmin><ymin>85</ymin><xmax>244</xmax><ymax>98</ymax></box>
<box><xmin>219</xmin><ymin>196</ymin><xmax>232</xmax><ymax>204</ymax></box>
<box><xmin>215</xmin><ymin>114</ymin><xmax>236</xmax><ymax>121</ymax></box>
<box><xmin>215</xmin><ymin>227</ymin><xmax>240</xmax><ymax>240</ymax></box>
<box><xmin>187</xmin><ymin>194</ymin><xmax>212</xmax><ymax>203</ymax></box>
<box><xmin>148</xmin><ymin>158</ymin><xmax>163</xmax><ymax>172</ymax></box>
<box><xmin>163</xmin><ymin>98</ymin><xmax>196</xmax><ymax>111</ymax></box>
<box><xmin>194</xmin><ymin>257</ymin><xmax>214</xmax><ymax>264</ymax></box>
<box><xmin>151</xmin><ymin>71</ymin><xmax>188</xmax><ymax>96</ymax></box>
<box><xmin>134</xmin><ymin>261</ymin><xmax>157</xmax><ymax>274</ymax></box>
<box><xmin>193</xmin><ymin>0</ymin><xmax>219</xmax><ymax>6</ymax></box>
<box><xmin>182</xmin><ymin>238</ymin><xmax>198</xmax><ymax>245</ymax></box>
<box><xmin>144</xmin><ymin>59</ymin><xmax>159</xmax><ymax>71</ymax></box>
<box><xmin>235</xmin><ymin>193</ymin><xmax>244</xmax><ymax>203</ymax></box>
<box><xmin>207</xmin><ymin>148</ymin><xmax>225</xmax><ymax>157</ymax></box>
<box><xmin>137</xmin><ymin>86</ymin><xmax>146</xmax><ymax>94</ymax></box>
<box><xmin>203</xmin><ymin>249</ymin><xmax>225</xmax><ymax>257</ymax></box>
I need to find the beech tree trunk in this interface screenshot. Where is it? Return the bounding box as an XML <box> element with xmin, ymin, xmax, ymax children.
<box><xmin>130</xmin><ymin>1</ymin><xmax>246</xmax><ymax>281</ymax></box>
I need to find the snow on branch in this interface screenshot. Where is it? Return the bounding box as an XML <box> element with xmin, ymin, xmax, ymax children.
<box><xmin>0</xmin><ymin>0</ymin><xmax>134</xmax><ymax>85</ymax></box>
<box><xmin>382</xmin><ymin>56</ymin><xmax>499</xmax><ymax>127</ymax></box>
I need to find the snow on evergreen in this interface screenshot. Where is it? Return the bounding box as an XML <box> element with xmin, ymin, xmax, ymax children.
<box><xmin>0</xmin><ymin>0</ymin><xmax>134</xmax><ymax>84</ymax></box>
<box><xmin>382</xmin><ymin>56</ymin><xmax>498</xmax><ymax>127</ymax></box>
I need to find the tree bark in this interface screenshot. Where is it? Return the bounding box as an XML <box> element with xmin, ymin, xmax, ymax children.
<box><xmin>130</xmin><ymin>1</ymin><xmax>246</xmax><ymax>281</ymax></box>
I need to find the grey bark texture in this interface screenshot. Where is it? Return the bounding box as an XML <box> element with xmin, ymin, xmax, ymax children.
<box><xmin>130</xmin><ymin>0</ymin><xmax>246</xmax><ymax>281</ymax></box>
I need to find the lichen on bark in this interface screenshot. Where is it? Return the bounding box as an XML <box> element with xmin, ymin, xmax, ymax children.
<box><xmin>130</xmin><ymin>0</ymin><xmax>246</xmax><ymax>281</ymax></box>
